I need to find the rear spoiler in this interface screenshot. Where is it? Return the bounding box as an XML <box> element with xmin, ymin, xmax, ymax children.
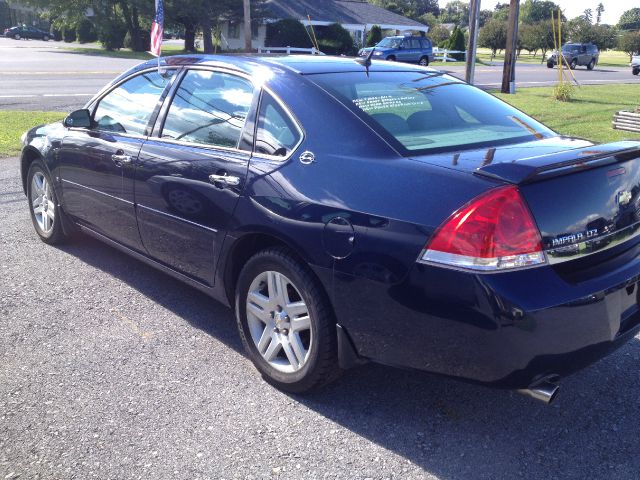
<box><xmin>476</xmin><ymin>141</ymin><xmax>640</xmax><ymax>184</ymax></box>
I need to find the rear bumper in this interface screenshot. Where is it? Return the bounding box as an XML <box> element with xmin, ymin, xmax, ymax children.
<box><xmin>332</xmin><ymin>245</ymin><xmax>640</xmax><ymax>388</ymax></box>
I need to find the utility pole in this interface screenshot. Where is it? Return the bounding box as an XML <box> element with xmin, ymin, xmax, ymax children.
<box><xmin>501</xmin><ymin>0</ymin><xmax>520</xmax><ymax>94</ymax></box>
<box><xmin>243</xmin><ymin>0</ymin><xmax>252</xmax><ymax>52</ymax></box>
<box><xmin>465</xmin><ymin>0</ymin><xmax>481</xmax><ymax>84</ymax></box>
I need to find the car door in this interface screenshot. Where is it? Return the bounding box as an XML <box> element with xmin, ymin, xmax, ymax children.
<box><xmin>397</xmin><ymin>38</ymin><xmax>412</xmax><ymax>62</ymax></box>
<box><xmin>134</xmin><ymin>68</ymin><xmax>256</xmax><ymax>285</ymax></box>
<box><xmin>58</xmin><ymin>69</ymin><xmax>175</xmax><ymax>251</ymax></box>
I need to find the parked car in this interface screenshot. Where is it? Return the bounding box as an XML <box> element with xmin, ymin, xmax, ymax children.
<box><xmin>20</xmin><ymin>55</ymin><xmax>640</xmax><ymax>403</ymax></box>
<box><xmin>547</xmin><ymin>42</ymin><xmax>599</xmax><ymax>70</ymax></box>
<box><xmin>4</xmin><ymin>25</ymin><xmax>51</xmax><ymax>41</ymax></box>
<box><xmin>633</xmin><ymin>55</ymin><xmax>639</xmax><ymax>76</ymax></box>
<box><xmin>359</xmin><ymin>35</ymin><xmax>434</xmax><ymax>66</ymax></box>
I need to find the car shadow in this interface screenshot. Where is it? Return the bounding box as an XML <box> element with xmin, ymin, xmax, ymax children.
<box><xmin>57</xmin><ymin>235</ymin><xmax>640</xmax><ymax>478</ymax></box>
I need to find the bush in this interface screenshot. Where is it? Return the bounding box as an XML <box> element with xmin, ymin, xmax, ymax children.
<box><xmin>76</xmin><ymin>19</ymin><xmax>97</xmax><ymax>43</ymax></box>
<box><xmin>62</xmin><ymin>25</ymin><xmax>76</xmax><ymax>42</ymax></box>
<box><xmin>97</xmin><ymin>18</ymin><xmax>127</xmax><ymax>50</ymax></box>
<box><xmin>124</xmin><ymin>30</ymin><xmax>151</xmax><ymax>51</ymax></box>
<box><xmin>316</xmin><ymin>23</ymin><xmax>355</xmax><ymax>55</ymax></box>
<box><xmin>366</xmin><ymin>25</ymin><xmax>382</xmax><ymax>47</ymax></box>
<box><xmin>445</xmin><ymin>26</ymin><xmax>465</xmax><ymax>60</ymax></box>
<box><xmin>553</xmin><ymin>82</ymin><xmax>574</xmax><ymax>102</ymax></box>
<box><xmin>265</xmin><ymin>19</ymin><xmax>312</xmax><ymax>48</ymax></box>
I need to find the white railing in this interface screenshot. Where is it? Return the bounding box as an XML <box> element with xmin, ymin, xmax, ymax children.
<box><xmin>433</xmin><ymin>48</ymin><xmax>467</xmax><ymax>62</ymax></box>
<box><xmin>257</xmin><ymin>46</ymin><xmax>325</xmax><ymax>55</ymax></box>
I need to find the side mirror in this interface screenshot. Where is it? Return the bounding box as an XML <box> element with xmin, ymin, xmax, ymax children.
<box><xmin>64</xmin><ymin>109</ymin><xmax>91</xmax><ymax>128</ymax></box>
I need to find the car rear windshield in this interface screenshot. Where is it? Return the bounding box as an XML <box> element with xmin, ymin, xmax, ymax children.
<box><xmin>308</xmin><ymin>71</ymin><xmax>554</xmax><ymax>155</ymax></box>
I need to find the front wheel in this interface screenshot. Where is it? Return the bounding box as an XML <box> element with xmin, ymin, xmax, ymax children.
<box><xmin>419</xmin><ymin>56</ymin><xmax>429</xmax><ymax>66</ymax></box>
<box><xmin>235</xmin><ymin>248</ymin><xmax>340</xmax><ymax>393</ymax></box>
<box><xmin>570</xmin><ymin>59</ymin><xmax>577</xmax><ymax>70</ymax></box>
<box><xmin>547</xmin><ymin>61</ymin><xmax>554</xmax><ymax>68</ymax></box>
<box><xmin>386</xmin><ymin>55</ymin><xmax>396</xmax><ymax>62</ymax></box>
<box><xmin>633</xmin><ymin>67</ymin><xmax>639</xmax><ymax>76</ymax></box>
<box><xmin>43</xmin><ymin>35</ymin><xmax>50</xmax><ymax>41</ymax></box>
<box><xmin>14</xmin><ymin>33</ymin><xmax>20</xmax><ymax>40</ymax></box>
<box><xmin>27</xmin><ymin>160</ymin><xmax>68</xmax><ymax>244</ymax></box>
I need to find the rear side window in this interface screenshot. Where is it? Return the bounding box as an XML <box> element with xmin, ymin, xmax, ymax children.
<box><xmin>421</xmin><ymin>38</ymin><xmax>431</xmax><ymax>49</ymax></box>
<box><xmin>310</xmin><ymin>71</ymin><xmax>554</xmax><ymax>154</ymax></box>
<box><xmin>93</xmin><ymin>70</ymin><xmax>173</xmax><ymax>135</ymax></box>
<box><xmin>161</xmin><ymin>70</ymin><xmax>253</xmax><ymax>148</ymax></box>
<box><xmin>254</xmin><ymin>91</ymin><xmax>301</xmax><ymax>157</ymax></box>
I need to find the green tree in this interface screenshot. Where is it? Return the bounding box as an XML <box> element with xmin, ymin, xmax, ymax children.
<box><xmin>479</xmin><ymin>10</ymin><xmax>493</xmax><ymax>27</ymax></box>
<box><xmin>439</xmin><ymin>1</ymin><xmax>469</xmax><ymax>27</ymax></box>
<box><xmin>618</xmin><ymin>8</ymin><xmax>640</xmax><ymax>31</ymax></box>
<box><xmin>583</xmin><ymin>9</ymin><xmax>593</xmax><ymax>24</ymax></box>
<box><xmin>520</xmin><ymin>0</ymin><xmax>562</xmax><ymax>24</ymax></box>
<box><xmin>316</xmin><ymin>23</ymin><xmax>355</xmax><ymax>55</ymax></box>
<box><xmin>618</xmin><ymin>30</ymin><xmax>640</xmax><ymax>61</ymax></box>
<box><xmin>427</xmin><ymin>23</ymin><xmax>450</xmax><ymax>47</ymax></box>
<box><xmin>366</xmin><ymin>24</ymin><xmax>382</xmax><ymax>46</ymax></box>
<box><xmin>445</xmin><ymin>25</ymin><xmax>465</xmax><ymax>59</ymax></box>
<box><xmin>492</xmin><ymin>3</ymin><xmax>510</xmax><ymax>22</ymax></box>
<box><xmin>265</xmin><ymin>19</ymin><xmax>312</xmax><ymax>48</ymax></box>
<box><xmin>479</xmin><ymin>18</ymin><xmax>507</xmax><ymax>58</ymax></box>
<box><xmin>595</xmin><ymin>3</ymin><xmax>604</xmax><ymax>25</ymax></box>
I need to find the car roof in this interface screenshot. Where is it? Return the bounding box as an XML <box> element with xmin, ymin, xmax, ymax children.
<box><xmin>135</xmin><ymin>54</ymin><xmax>438</xmax><ymax>77</ymax></box>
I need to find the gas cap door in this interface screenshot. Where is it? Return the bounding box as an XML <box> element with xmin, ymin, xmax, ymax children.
<box><xmin>323</xmin><ymin>216</ymin><xmax>355</xmax><ymax>259</ymax></box>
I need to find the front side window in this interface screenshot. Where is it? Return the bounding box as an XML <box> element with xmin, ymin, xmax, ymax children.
<box><xmin>93</xmin><ymin>70</ymin><xmax>174</xmax><ymax>135</ymax></box>
<box><xmin>376</xmin><ymin>37</ymin><xmax>401</xmax><ymax>49</ymax></box>
<box><xmin>309</xmin><ymin>71</ymin><xmax>554</xmax><ymax>154</ymax></box>
<box><xmin>162</xmin><ymin>70</ymin><xmax>254</xmax><ymax>148</ymax></box>
<box><xmin>254</xmin><ymin>91</ymin><xmax>301</xmax><ymax>157</ymax></box>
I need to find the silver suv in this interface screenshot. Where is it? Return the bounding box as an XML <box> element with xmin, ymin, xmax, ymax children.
<box><xmin>547</xmin><ymin>43</ymin><xmax>599</xmax><ymax>70</ymax></box>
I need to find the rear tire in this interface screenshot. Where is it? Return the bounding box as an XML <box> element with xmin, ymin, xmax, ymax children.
<box><xmin>419</xmin><ymin>56</ymin><xmax>429</xmax><ymax>66</ymax></box>
<box><xmin>547</xmin><ymin>61</ymin><xmax>554</xmax><ymax>68</ymax></box>
<box><xmin>587</xmin><ymin>59</ymin><xmax>595</xmax><ymax>70</ymax></box>
<box><xmin>43</xmin><ymin>35</ymin><xmax>50</xmax><ymax>41</ymax></box>
<box><xmin>26</xmin><ymin>160</ymin><xmax>68</xmax><ymax>245</ymax></box>
<box><xmin>14</xmin><ymin>33</ymin><xmax>20</xmax><ymax>40</ymax></box>
<box><xmin>633</xmin><ymin>67</ymin><xmax>639</xmax><ymax>76</ymax></box>
<box><xmin>235</xmin><ymin>248</ymin><xmax>340</xmax><ymax>393</ymax></box>
<box><xmin>570</xmin><ymin>59</ymin><xmax>577</xmax><ymax>70</ymax></box>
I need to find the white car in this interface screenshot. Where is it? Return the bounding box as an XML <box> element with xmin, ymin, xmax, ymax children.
<box><xmin>633</xmin><ymin>55</ymin><xmax>639</xmax><ymax>76</ymax></box>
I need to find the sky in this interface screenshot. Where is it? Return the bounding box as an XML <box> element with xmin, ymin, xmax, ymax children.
<box><xmin>442</xmin><ymin>1</ymin><xmax>637</xmax><ymax>25</ymax></box>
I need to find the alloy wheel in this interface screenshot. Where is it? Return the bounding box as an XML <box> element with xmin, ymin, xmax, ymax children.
<box><xmin>30</xmin><ymin>171</ymin><xmax>55</xmax><ymax>234</ymax></box>
<box><xmin>246</xmin><ymin>270</ymin><xmax>312</xmax><ymax>373</ymax></box>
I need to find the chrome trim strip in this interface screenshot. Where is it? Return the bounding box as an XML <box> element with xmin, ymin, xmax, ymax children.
<box><xmin>417</xmin><ymin>248</ymin><xmax>546</xmax><ymax>274</ymax></box>
<box><xmin>136</xmin><ymin>203</ymin><xmax>218</xmax><ymax>233</ymax></box>
<box><xmin>545</xmin><ymin>221</ymin><xmax>640</xmax><ymax>265</ymax></box>
<box><xmin>61</xmin><ymin>179</ymin><xmax>133</xmax><ymax>205</ymax></box>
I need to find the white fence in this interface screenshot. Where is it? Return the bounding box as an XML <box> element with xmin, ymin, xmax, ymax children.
<box><xmin>433</xmin><ymin>48</ymin><xmax>467</xmax><ymax>62</ymax></box>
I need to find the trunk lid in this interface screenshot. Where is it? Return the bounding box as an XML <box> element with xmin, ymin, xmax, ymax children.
<box><xmin>412</xmin><ymin>137</ymin><xmax>640</xmax><ymax>261</ymax></box>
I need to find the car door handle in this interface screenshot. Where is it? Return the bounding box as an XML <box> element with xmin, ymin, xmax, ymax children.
<box><xmin>112</xmin><ymin>154</ymin><xmax>133</xmax><ymax>166</ymax></box>
<box><xmin>209</xmin><ymin>174</ymin><xmax>240</xmax><ymax>186</ymax></box>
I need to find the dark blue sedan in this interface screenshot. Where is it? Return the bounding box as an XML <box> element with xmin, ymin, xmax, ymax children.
<box><xmin>20</xmin><ymin>55</ymin><xmax>640</xmax><ymax>403</ymax></box>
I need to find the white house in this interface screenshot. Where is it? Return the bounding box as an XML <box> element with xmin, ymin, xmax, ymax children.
<box><xmin>220</xmin><ymin>0</ymin><xmax>428</xmax><ymax>50</ymax></box>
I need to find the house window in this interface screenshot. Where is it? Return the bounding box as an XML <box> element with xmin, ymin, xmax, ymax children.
<box><xmin>228</xmin><ymin>22</ymin><xmax>239</xmax><ymax>39</ymax></box>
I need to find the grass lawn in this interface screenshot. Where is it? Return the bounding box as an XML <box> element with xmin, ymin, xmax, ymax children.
<box><xmin>65</xmin><ymin>43</ymin><xmax>199</xmax><ymax>60</ymax></box>
<box><xmin>0</xmin><ymin>111</ymin><xmax>65</xmax><ymax>157</ymax></box>
<box><xmin>494</xmin><ymin>84</ymin><xmax>640</xmax><ymax>143</ymax></box>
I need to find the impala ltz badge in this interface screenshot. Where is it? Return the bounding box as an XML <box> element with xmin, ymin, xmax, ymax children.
<box><xmin>618</xmin><ymin>190</ymin><xmax>632</xmax><ymax>206</ymax></box>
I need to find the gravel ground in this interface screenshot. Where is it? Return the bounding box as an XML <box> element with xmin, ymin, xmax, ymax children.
<box><xmin>1</xmin><ymin>156</ymin><xmax>640</xmax><ymax>480</ymax></box>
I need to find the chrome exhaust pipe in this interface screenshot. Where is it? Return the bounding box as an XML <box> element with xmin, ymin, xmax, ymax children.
<box><xmin>518</xmin><ymin>380</ymin><xmax>560</xmax><ymax>404</ymax></box>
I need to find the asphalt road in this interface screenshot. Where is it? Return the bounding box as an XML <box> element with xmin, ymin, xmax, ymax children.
<box><xmin>2</xmin><ymin>155</ymin><xmax>640</xmax><ymax>479</ymax></box>
<box><xmin>0</xmin><ymin>37</ymin><xmax>638</xmax><ymax>112</ymax></box>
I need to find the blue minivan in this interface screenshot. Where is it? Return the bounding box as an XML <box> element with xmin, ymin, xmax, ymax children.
<box><xmin>359</xmin><ymin>35</ymin><xmax>434</xmax><ymax>66</ymax></box>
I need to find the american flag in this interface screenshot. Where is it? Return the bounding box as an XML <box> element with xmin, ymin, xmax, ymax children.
<box><xmin>150</xmin><ymin>0</ymin><xmax>164</xmax><ymax>57</ymax></box>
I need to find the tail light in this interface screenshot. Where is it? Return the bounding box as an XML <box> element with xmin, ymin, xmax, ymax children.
<box><xmin>419</xmin><ymin>185</ymin><xmax>545</xmax><ymax>271</ymax></box>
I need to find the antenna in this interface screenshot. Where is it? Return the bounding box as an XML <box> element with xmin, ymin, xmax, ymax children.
<box><xmin>355</xmin><ymin>48</ymin><xmax>375</xmax><ymax>76</ymax></box>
